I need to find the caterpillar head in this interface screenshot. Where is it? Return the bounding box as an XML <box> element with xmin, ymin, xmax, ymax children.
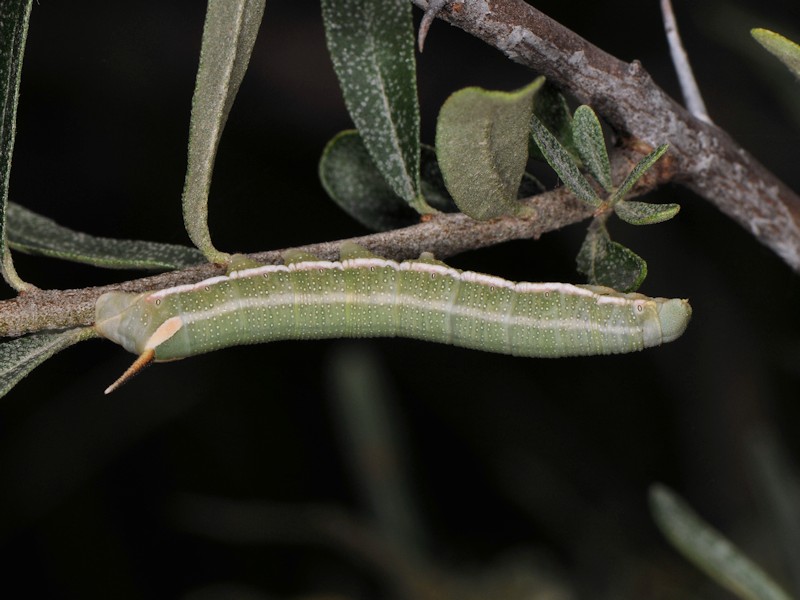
<box><xmin>656</xmin><ymin>297</ymin><xmax>692</xmax><ymax>343</ymax></box>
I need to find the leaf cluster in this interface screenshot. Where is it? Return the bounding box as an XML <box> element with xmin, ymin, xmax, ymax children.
<box><xmin>0</xmin><ymin>0</ymin><xmax>679</xmax><ymax>397</ymax></box>
<box><xmin>528</xmin><ymin>100</ymin><xmax>679</xmax><ymax>292</ymax></box>
<box><xmin>319</xmin><ymin>1</ymin><xmax>679</xmax><ymax>293</ymax></box>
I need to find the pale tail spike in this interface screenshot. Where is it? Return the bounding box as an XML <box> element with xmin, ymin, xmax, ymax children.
<box><xmin>105</xmin><ymin>349</ymin><xmax>155</xmax><ymax>395</ymax></box>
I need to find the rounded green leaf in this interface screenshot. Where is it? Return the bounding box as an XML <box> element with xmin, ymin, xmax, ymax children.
<box><xmin>576</xmin><ymin>223</ymin><xmax>647</xmax><ymax>292</ymax></box>
<box><xmin>614</xmin><ymin>200</ymin><xmax>680</xmax><ymax>225</ymax></box>
<box><xmin>436</xmin><ymin>79</ymin><xmax>544</xmax><ymax>220</ymax></box>
<box><xmin>320</xmin><ymin>133</ymin><xmax>456</xmax><ymax>232</ymax></box>
<box><xmin>319</xmin><ymin>130</ymin><xmax>420</xmax><ymax>231</ymax></box>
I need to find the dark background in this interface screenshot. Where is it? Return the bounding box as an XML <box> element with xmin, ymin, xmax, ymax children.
<box><xmin>1</xmin><ymin>1</ymin><xmax>800</xmax><ymax>598</ymax></box>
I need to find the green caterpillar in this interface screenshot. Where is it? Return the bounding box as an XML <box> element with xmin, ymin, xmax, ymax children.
<box><xmin>95</xmin><ymin>242</ymin><xmax>691</xmax><ymax>393</ymax></box>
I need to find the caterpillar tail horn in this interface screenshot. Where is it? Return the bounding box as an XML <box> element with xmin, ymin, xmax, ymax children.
<box><xmin>105</xmin><ymin>349</ymin><xmax>155</xmax><ymax>395</ymax></box>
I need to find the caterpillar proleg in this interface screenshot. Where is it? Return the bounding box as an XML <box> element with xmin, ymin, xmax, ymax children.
<box><xmin>95</xmin><ymin>243</ymin><xmax>691</xmax><ymax>393</ymax></box>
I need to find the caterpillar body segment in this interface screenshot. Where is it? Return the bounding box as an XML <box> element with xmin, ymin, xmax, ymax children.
<box><xmin>95</xmin><ymin>246</ymin><xmax>691</xmax><ymax>392</ymax></box>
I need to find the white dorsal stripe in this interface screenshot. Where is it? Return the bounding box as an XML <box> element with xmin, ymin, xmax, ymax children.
<box><xmin>147</xmin><ymin>258</ymin><xmax>635</xmax><ymax>306</ymax></box>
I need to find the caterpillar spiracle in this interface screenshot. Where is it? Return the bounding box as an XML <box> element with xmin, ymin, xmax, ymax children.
<box><xmin>94</xmin><ymin>242</ymin><xmax>691</xmax><ymax>393</ymax></box>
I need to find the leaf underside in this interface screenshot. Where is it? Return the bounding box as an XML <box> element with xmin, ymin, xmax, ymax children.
<box><xmin>182</xmin><ymin>0</ymin><xmax>266</xmax><ymax>263</ymax></box>
<box><xmin>0</xmin><ymin>0</ymin><xmax>34</xmax><ymax>290</ymax></box>
<box><xmin>320</xmin><ymin>130</ymin><xmax>419</xmax><ymax>231</ymax></box>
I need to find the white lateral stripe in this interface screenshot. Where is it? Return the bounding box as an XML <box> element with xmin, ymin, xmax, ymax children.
<box><xmin>176</xmin><ymin>291</ymin><xmax>642</xmax><ymax>339</ymax></box>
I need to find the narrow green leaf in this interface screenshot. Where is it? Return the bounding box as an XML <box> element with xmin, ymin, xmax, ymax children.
<box><xmin>182</xmin><ymin>0</ymin><xmax>266</xmax><ymax>263</ymax></box>
<box><xmin>436</xmin><ymin>79</ymin><xmax>543</xmax><ymax>220</ymax></box>
<box><xmin>0</xmin><ymin>0</ymin><xmax>33</xmax><ymax>291</ymax></box>
<box><xmin>610</xmin><ymin>143</ymin><xmax>669</xmax><ymax>204</ymax></box>
<box><xmin>572</xmin><ymin>105</ymin><xmax>613</xmax><ymax>192</ymax></box>
<box><xmin>614</xmin><ymin>200</ymin><xmax>681</xmax><ymax>226</ymax></box>
<box><xmin>650</xmin><ymin>484</ymin><xmax>792</xmax><ymax>600</ymax></box>
<box><xmin>530</xmin><ymin>113</ymin><xmax>601</xmax><ymax>208</ymax></box>
<box><xmin>576</xmin><ymin>222</ymin><xmax>647</xmax><ymax>291</ymax></box>
<box><xmin>752</xmin><ymin>28</ymin><xmax>800</xmax><ymax>80</ymax></box>
<box><xmin>6</xmin><ymin>203</ymin><xmax>206</xmax><ymax>270</ymax></box>
<box><xmin>321</xmin><ymin>0</ymin><xmax>430</xmax><ymax>213</ymax></box>
<box><xmin>328</xmin><ymin>343</ymin><xmax>426</xmax><ymax>554</ymax></box>
<box><xmin>0</xmin><ymin>327</ymin><xmax>96</xmax><ymax>399</ymax></box>
<box><xmin>530</xmin><ymin>81</ymin><xmax>576</xmax><ymax>162</ymax></box>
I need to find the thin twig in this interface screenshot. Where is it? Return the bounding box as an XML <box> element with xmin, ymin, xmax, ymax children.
<box><xmin>0</xmin><ymin>184</ymin><xmax>598</xmax><ymax>338</ymax></box>
<box><xmin>0</xmin><ymin>138</ymin><xmax>658</xmax><ymax>337</ymax></box>
<box><xmin>409</xmin><ymin>0</ymin><xmax>800</xmax><ymax>272</ymax></box>
<box><xmin>660</xmin><ymin>0</ymin><xmax>712</xmax><ymax>124</ymax></box>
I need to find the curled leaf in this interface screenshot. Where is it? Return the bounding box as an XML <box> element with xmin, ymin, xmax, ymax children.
<box><xmin>436</xmin><ymin>79</ymin><xmax>543</xmax><ymax>220</ymax></box>
<box><xmin>418</xmin><ymin>144</ymin><xmax>458</xmax><ymax>213</ymax></box>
